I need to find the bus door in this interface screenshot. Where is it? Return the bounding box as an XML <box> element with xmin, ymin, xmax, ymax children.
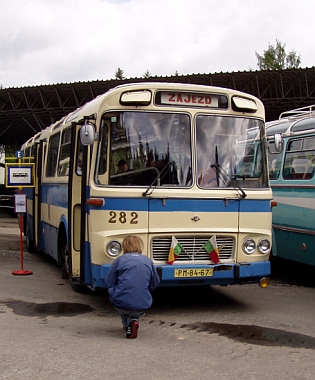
<box><xmin>33</xmin><ymin>142</ymin><xmax>41</xmax><ymax>249</ymax></box>
<box><xmin>67</xmin><ymin>123</ymin><xmax>88</xmax><ymax>287</ymax></box>
<box><xmin>27</xmin><ymin>140</ymin><xmax>43</xmax><ymax>252</ymax></box>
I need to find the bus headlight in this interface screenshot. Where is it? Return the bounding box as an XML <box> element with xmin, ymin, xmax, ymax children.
<box><xmin>106</xmin><ymin>240</ymin><xmax>122</xmax><ymax>257</ymax></box>
<box><xmin>257</xmin><ymin>239</ymin><xmax>271</xmax><ymax>254</ymax></box>
<box><xmin>243</xmin><ymin>239</ymin><xmax>256</xmax><ymax>254</ymax></box>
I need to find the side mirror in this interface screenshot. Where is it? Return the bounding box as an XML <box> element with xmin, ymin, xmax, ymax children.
<box><xmin>274</xmin><ymin>134</ymin><xmax>283</xmax><ymax>152</ymax></box>
<box><xmin>80</xmin><ymin>122</ymin><xmax>95</xmax><ymax>146</ymax></box>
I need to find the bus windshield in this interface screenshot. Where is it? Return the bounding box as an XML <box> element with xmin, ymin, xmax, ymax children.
<box><xmin>99</xmin><ymin>111</ymin><xmax>192</xmax><ymax>187</ymax></box>
<box><xmin>196</xmin><ymin>115</ymin><xmax>267</xmax><ymax>188</ymax></box>
<box><xmin>97</xmin><ymin>111</ymin><xmax>267</xmax><ymax>189</ymax></box>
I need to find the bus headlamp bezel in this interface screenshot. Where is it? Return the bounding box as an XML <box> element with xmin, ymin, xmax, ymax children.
<box><xmin>243</xmin><ymin>238</ymin><xmax>256</xmax><ymax>255</ymax></box>
<box><xmin>257</xmin><ymin>239</ymin><xmax>271</xmax><ymax>254</ymax></box>
<box><xmin>106</xmin><ymin>240</ymin><xmax>122</xmax><ymax>257</ymax></box>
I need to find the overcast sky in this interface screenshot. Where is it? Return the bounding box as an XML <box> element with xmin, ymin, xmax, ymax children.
<box><xmin>1</xmin><ymin>0</ymin><xmax>314</xmax><ymax>88</ymax></box>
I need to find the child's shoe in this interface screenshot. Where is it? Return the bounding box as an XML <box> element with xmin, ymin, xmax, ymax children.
<box><xmin>126</xmin><ymin>320</ymin><xmax>139</xmax><ymax>339</ymax></box>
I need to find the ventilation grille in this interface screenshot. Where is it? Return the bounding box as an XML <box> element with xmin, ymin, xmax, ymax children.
<box><xmin>151</xmin><ymin>236</ymin><xmax>234</xmax><ymax>262</ymax></box>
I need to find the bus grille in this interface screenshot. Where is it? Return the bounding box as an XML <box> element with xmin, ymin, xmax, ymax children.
<box><xmin>151</xmin><ymin>236</ymin><xmax>234</xmax><ymax>262</ymax></box>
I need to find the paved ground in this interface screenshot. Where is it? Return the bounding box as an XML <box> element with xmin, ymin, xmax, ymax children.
<box><xmin>0</xmin><ymin>208</ymin><xmax>26</xmax><ymax>252</ymax></box>
<box><xmin>1</xmin><ymin>208</ymin><xmax>315</xmax><ymax>379</ymax></box>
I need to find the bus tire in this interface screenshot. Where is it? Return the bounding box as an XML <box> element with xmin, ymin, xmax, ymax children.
<box><xmin>69</xmin><ymin>279</ymin><xmax>89</xmax><ymax>293</ymax></box>
<box><xmin>59</xmin><ymin>235</ymin><xmax>88</xmax><ymax>293</ymax></box>
<box><xmin>270</xmin><ymin>250</ymin><xmax>281</xmax><ymax>275</ymax></box>
<box><xmin>26</xmin><ymin>224</ymin><xmax>36</xmax><ymax>253</ymax></box>
<box><xmin>60</xmin><ymin>237</ymin><xmax>70</xmax><ymax>280</ymax></box>
<box><xmin>27</xmin><ymin>239</ymin><xmax>36</xmax><ymax>253</ymax></box>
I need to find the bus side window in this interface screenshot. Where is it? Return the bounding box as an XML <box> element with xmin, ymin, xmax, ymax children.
<box><xmin>302</xmin><ymin>157</ymin><xmax>314</xmax><ymax>179</ymax></box>
<box><xmin>96</xmin><ymin>121</ymin><xmax>108</xmax><ymax>183</ymax></box>
<box><xmin>303</xmin><ymin>137</ymin><xmax>315</xmax><ymax>179</ymax></box>
<box><xmin>25</xmin><ymin>147</ymin><xmax>31</xmax><ymax>163</ymax></box>
<box><xmin>58</xmin><ymin>128</ymin><xmax>72</xmax><ymax>176</ymax></box>
<box><xmin>269</xmin><ymin>158</ymin><xmax>281</xmax><ymax>179</ymax></box>
<box><xmin>76</xmin><ymin>151</ymin><xmax>83</xmax><ymax>175</ymax></box>
<box><xmin>268</xmin><ymin>142</ymin><xmax>282</xmax><ymax>180</ymax></box>
<box><xmin>46</xmin><ymin>133</ymin><xmax>60</xmax><ymax>177</ymax></box>
<box><xmin>283</xmin><ymin>137</ymin><xmax>315</xmax><ymax>180</ymax></box>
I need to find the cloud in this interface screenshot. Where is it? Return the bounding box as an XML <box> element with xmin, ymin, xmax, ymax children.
<box><xmin>0</xmin><ymin>0</ymin><xmax>314</xmax><ymax>88</ymax></box>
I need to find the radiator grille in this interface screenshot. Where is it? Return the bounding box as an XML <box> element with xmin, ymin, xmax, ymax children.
<box><xmin>151</xmin><ymin>236</ymin><xmax>234</xmax><ymax>263</ymax></box>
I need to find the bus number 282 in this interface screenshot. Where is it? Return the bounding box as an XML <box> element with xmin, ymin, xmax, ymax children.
<box><xmin>108</xmin><ymin>211</ymin><xmax>139</xmax><ymax>224</ymax></box>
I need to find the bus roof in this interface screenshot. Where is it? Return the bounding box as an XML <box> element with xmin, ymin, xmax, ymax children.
<box><xmin>266</xmin><ymin>104</ymin><xmax>315</xmax><ymax>137</ymax></box>
<box><xmin>22</xmin><ymin>82</ymin><xmax>265</xmax><ymax>148</ymax></box>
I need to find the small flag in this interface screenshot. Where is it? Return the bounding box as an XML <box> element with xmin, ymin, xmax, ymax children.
<box><xmin>166</xmin><ymin>236</ymin><xmax>183</xmax><ymax>265</ymax></box>
<box><xmin>203</xmin><ymin>236</ymin><xmax>220</xmax><ymax>264</ymax></box>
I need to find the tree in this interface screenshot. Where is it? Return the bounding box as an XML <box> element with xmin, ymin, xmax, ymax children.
<box><xmin>255</xmin><ymin>40</ymin><xmax>301</xmax><ymax>70</ymax></box>
<box><xmin>115</xmin><ymin>67</ymin><xmax>125</xmax><ymax>80</ymax></box>
<box><xmin>143</xmin><ymin>70</ymin><xmax>151</xmax><ymax>78</ymax></box>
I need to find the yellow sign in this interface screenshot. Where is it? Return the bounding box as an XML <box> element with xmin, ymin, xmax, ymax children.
<box><xmin>5</xmin><ymin>163</ymin><xmax>35</xmax><ymax>188</ymax></box>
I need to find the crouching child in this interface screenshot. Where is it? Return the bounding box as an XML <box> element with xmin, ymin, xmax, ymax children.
<box><xmin>105</xmin><ymin>235</ymin><xmax>160</xmax><ymax>339</ymax></box>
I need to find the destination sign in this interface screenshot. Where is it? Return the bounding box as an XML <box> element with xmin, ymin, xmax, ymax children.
<box><xmin>160</xmin><ymin>91</ymin><xmax>219</xmax><ymax>108</ymax></box>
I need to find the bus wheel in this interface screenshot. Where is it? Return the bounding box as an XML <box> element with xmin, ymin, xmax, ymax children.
<box><xmin>26</xmin><ymin>224</ymin><xmax>36</xmax><ymax>253</ymax></box>
<box><xmin>270</xmin><ymin>250</ymin><xmax>281</xmax><ymax>274</ymax></box>
<box><xmin>70</xmin><ymin>279</ymin><xmax>89</xmax><ymax>293</ymax></box>
<box><xmin>60</xmin><ymin>237</ymin><xmax>88</xmax><ymax>292</ymax></box>
<box><xmin>26</xmin><ymin>237</ymin><xmax>36</xmax><ymax>253</ymax></box>
<box><xmin>61</xmin><ymin>241</ymin><xmax>70</xmax><ymax>280</ymax></box>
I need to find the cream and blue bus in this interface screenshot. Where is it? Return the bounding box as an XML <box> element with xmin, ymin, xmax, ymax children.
<box><xmin>266</xmin><ymin>105</ymin><xmax>315</xmax><ymax>266</ymax></box>
<box><xmin>21</xmin><ymin>82</ymin><xmax>272</xmax><ymax>292</ymax></box>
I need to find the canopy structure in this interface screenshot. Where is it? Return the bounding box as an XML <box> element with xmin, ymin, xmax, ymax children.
<box><xmin>1</xmin><ymin>67</ymin><xmax>315</xmax><ymax>146</ymax></box>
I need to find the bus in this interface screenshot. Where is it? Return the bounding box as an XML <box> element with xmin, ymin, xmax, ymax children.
<box><xmin>266</xmin><ymin>105</ymin><xmax>315</xmax><ymax>266</ymax></box>
<box><xmin>21</xmin><ymin>82</ymin><xmax>272</xmax><ymax>292</ymax></box>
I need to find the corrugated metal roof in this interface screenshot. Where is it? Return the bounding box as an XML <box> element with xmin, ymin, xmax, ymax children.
<box><xmin>1</xmin><ymin>67</ymin><xmax>315</xmax><ymax>146</ymax></box>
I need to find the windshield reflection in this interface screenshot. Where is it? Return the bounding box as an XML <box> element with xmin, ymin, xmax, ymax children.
<box><xmin>196</xmin><ymin>115</ymin><xmax>267</xmax><ymax>188</ymax></box>
<box><xmin>108</xmin><ymin>112</ymin><xmax>192</xmax><ymax>187</ymax></box>
<box><xmin>97</xmin><ymin>112</ymin><xmax>267</xmax><ymax>189</ymax></box>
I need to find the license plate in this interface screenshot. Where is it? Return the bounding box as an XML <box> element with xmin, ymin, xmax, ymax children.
<box><xmin>174</xmin><ymin>268</ymin><xmax>214</xmax><ymax>278</ymax></box>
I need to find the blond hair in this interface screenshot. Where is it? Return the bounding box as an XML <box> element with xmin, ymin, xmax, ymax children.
<box><xmin>122</xmin><ymin>235</ymin><xmax>142</xmax><ymax>254</ymax></box>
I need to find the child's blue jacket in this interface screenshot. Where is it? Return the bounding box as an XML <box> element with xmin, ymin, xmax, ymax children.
<box><xmin>104</xmin><ymin>253</ymin><xmax>160</xmax><ymax>311</ymax></box>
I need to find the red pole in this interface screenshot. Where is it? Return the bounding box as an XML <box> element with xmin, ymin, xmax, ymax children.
<box><xmin>12</xmin><ymin>191</ymin><xmax>33</xmax><ymax>276</ymax></box>
<box><xmin>19</xmin><ymin>213</ymin><xmax>24</xmax><ymax>270</ymax></box>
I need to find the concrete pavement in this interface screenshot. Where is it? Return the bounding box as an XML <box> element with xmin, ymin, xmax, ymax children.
<box><xmin>0</xmin><ymin>207</ymin><xmax>26</xmax><ymax>252</ymax></box>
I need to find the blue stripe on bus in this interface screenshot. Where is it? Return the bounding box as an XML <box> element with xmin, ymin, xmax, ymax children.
<box><xmin>97</xmin><ymin>197</ymin><xmax>149</xmax><ymax>211</ymax></box>
<box><xmin>90</xmin><ymin>198</ymin><xmax>271</xmax><ymax>213</ymax></box>
<box><xmin>148</xmin><ymin>198</ymin><xmax>239</xmax><ymax>212</ymax></box>
<box><xmin>39</xmin><ymin>184</ymin><xmax>271</xmax><ymax>213</ymax></box>
<box><xmin>41</xmin><ymin>184</ymin><xmax>68</xmax><ymax>207</ymax></box>
<box><xmin>239</xmin><ymin>199</ymin><xmax>271</xmax><ymax>212</ymax></box>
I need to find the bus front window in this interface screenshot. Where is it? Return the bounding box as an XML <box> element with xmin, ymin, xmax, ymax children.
<box><xmin>196</xmin><ymin>115</ymin><xmax>267</xmax><ymax>188</ymax></box>
<box><xmin>99</xmin><ymin>112</ymin><xmax>192</xmax><ymax>187</ymax></box>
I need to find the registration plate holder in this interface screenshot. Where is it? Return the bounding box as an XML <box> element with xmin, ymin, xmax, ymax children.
<box><xmin>174</xmin><ymin>268</ymin><xmax>214</xmax><ymax>278</ymax></box>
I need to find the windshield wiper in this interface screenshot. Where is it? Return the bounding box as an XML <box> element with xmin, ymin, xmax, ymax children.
<box><xmin>211</xmin><ymin>163</ymin><xmax>247</xmax><ymax>198</ymax></box>
<box><xmin>211</xmin><ymin>146</ymin><xmax>247</xmax><ymax>198</ymax></box>
<box><xmin>142</xmin><ymin>161</ymin><xmax>174</xmax><ymax>197</ymax></box>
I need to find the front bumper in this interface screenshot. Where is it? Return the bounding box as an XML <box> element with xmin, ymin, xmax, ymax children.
<box><xmin>155</xmin><ymin>261</ymin><xmax>270</xmax><ymax>286</ymax></box>
<box><xmin>97</xmin><ymin>261</ymin><xmax>271</xmax><ymax>288</ymax></box>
